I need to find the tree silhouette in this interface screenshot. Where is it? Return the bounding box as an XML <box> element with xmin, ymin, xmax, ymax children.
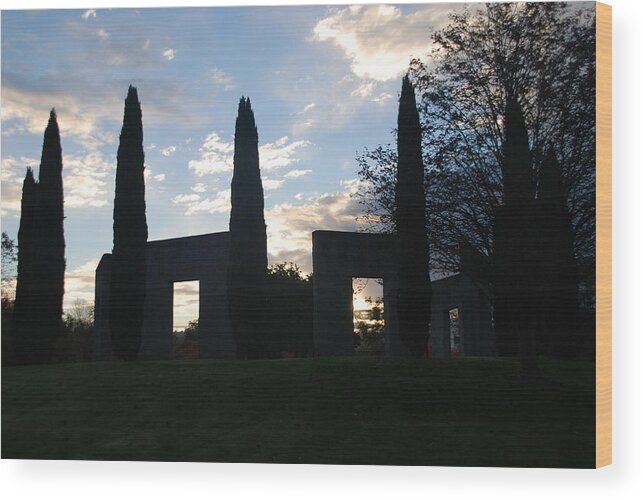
<box><xmin>227</xmin><ymin>97</ymin><xmax>268</xmax><ymax>359</ymax></box>
<box><xmin>492</xmin><ymin>97</ymin><xmax>540</xmax><ymax>369</ymax></box>
<box><xmin>356</xmin><ymin>3</ymin><xmax>595</xmax><ymax>291</ymax></box>
<box><xmin>395</xmin><ymin>76</ymin><xmax>431</xmax><ymax>357</ymax></box>
<box><xmin>109</xmin><ymin>86</ymin><xmax>148</xmax><ymax>361</ymax></box>
<box><xmin>12</xmin><ymin>169</ymin><xmax>39</xmax><ymax>364</ymax></box>
<box><xmin>12</xmin><ymin>110</ymin><xmax>66</xmax><ymax>365</ymax></box>
<box><xmin>535</xmin><ymin>149</ymin><xmax>580</xmax><ymax>357</ymax></box>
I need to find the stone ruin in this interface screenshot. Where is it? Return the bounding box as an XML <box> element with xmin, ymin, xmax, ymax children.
<box><xmin>94</xmin><ymin>94</ymin><xmax>494</xmax><ymax>361</ymax></box>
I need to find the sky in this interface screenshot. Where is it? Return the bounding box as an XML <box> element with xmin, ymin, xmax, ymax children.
<box><xmin>1</xmin><ymin>3</ymin><xmax>463</xmax><ymax>328</ymax></box>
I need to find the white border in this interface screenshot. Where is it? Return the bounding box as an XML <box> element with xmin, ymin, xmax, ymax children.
<box><xmin>1</xmin><ymin>0</ymin><xmax>641</xmax><ymax>498</ymax></box>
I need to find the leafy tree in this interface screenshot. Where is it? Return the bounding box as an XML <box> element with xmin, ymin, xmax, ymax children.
<box><xmin>356</xmin><ymin>2</ymin><xmax>595</xmax><ymax>291</ymax></box>
<box><xmin>173</xmin><ymin>319</ymin><xmax>200</xmax><ymax>360</ymax></box>
<box><xmin>53</xmin><ymin>300</ymin><xmax>95</xmax><ymax>363</ymax></box>
<box><xmin>1</xmin><ymin>232</ymin><xmax>17</xmax><ymax>366</ymax></box>
<box><xmin>354</xmin><ymin>297</ymin><xmax>385</xmax><ymax>356</ymax></box>
<box><xmin>1</xmin><ymin>232</ymin><xmax>17</xmax><ymax>284</ymax></box>
<box><xmin>109</xmin><ymin>86</ymin><xmax>148</xmax><ymax>361</ymax></box>
<box><xmin>227</xmin><ymin>97</ymin><xmax>268</xmax><ymax>359</ymax></box>
<box><xmin>395</xmin><ymin>76</ymin><xmax>431</xmax><ymax>357</ymax></box>
<box><xmin>265</xmin><ymin>262</ymin><xmax>313</xmax><ymax>357</ymax></box>
<box><xmin>355</xmin><ymin>3</ymin><xmax>595</xmax><ymax>362</ymax></box>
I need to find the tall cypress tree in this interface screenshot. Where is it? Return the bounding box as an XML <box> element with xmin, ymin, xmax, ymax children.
<box><xmin>536</xmin><ymin>149</ymin><xmax>579</xmax><ymax>357</ymax></box>
<box><xmin>395</xmin><ymin>75</ymin><xmax>431</xmax><ymax>357</ymax></box>
<box><xmin>12</xmin><ymin>110</ymin><xmax>66</xmax><ymax>364</ymax></box>
<box><xmin>12</xmin><ymin>169</ymin><xmax>40</xmax><ymax>364</ymax></box>
<box><xmin>227</xmin><ymin>97</ymin><xmax>268</xmax><ymax>358</ymax></box>
<box><xmin>109</xmin><ymin>86</ymin><xmax>148</xmax><ymax>361</ymax></box>
<box><xmin>37</xmin><ymin>109</ymin><xmax>66</xmax><ymax>363</ymax></box>
<box><xmin>493</xmin><ymin>96</ymin><xmax>540</xmax><ymax>376</ymax></box>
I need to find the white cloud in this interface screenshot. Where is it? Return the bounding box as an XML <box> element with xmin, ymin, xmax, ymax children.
<box><xmin>153</xmin><ymin>173</ymin><xmax>166</xmax><ymax>182</ymax></box>
<box><xmin>265</xmin><ymin>178</ymin><xmax>366</xmax><ymax>271</ymax></box>
<box><xmin>172</xmin><ymin>193</ymin><xmax>201</xmax><ymax>204</ymax></box>
<box><xmin>210</xmin><ymin>68</ymin><xmax>235</xmax><ymax>90</ymax></box>
<box><xmin>173</xmin><ymin>189</ymin><xmax>231</xmax><ymax>216</ymax></box>
<box><xmin>312</xmin><ymin>4</ymin><xmax>454</xmax><ymax>82</ymax></box>
<box><xmin>1</xmin><ymin>86</ymin><xmax>117</xmax><ymax>148</ymax></box>
<box><xmin>302</xmin><ymin>103</ymin><xmax>316</xmax><ymax>113</ymax></box>
<box><xmin>188</xmin><ymin>133</ymin><xmax>310</xmax><ymax>176</ymax></box>
<box><xmin>262</xmin><ymin>177</ymin><xmax>284</xmax><ymax>190</ymax></box>
<box><xmin>163</xmin><ymin>48</ymin><xmax>175</xmax><ymax>61</ymax></box>
<box><xmin>188</xmin><ymin>132</ymin><xmax>234</xmax><ymax>176</ymax></box>
<box><xmin>284</xmin><ymin>169</ymin><xmax>312</xmax><ymax>178</ymax></box>
<box><xmin>191</xmin><ymin>183</ymin><xmax>207</xmax><ymax>193</ymax></box>
<box><xmin>81</xmin><ymin>9</ymin><xmax>97</xmax><ymax>20</ymax></box>
<box><xmin>0</xmin><ymin>156</ymin><xmax>39</xmax><ymax>215</ymax></box>
<box><xmin>0</xmin><ymin>152</ymin><xmax>112</xmax><ymax>213</ymax></box>
<box><xmin>64</xmin><ymin>259</ymin><xmax>100</xmax><ymax>310</ymax></box>
<box><xmin>259</xmin><ymin>136</ymin><xmax>310</xmax><ymax>171</ymax></box>
<box><xmin>160</xmin><ymin>145</ymin><xmax>176</xmax><ymax>157</ymax></box>
<box><xmin>63</xmin><ymin>151</ymin><xmax>113</xmax><ymax>208</ymax></box>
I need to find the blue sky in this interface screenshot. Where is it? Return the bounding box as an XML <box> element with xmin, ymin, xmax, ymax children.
<box><xmin>1</xmin><ymin>3</ymin><xmax>462</xmax><ymax>327</ymax></box>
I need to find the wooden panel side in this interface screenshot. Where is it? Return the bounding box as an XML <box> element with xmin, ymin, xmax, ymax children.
<box><xmin>595</xmin><ymin>1</ymin><xmax>612</xmax><ymax>469</ymax></box>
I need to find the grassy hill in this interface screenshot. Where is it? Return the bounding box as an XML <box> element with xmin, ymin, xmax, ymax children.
<box><xmin>1</xmin><ymin>356</ymin><xmax>595</xmax><ymax>467</ymax></box>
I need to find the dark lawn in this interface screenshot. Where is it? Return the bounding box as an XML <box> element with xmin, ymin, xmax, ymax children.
<box><xmin>1</xmin><ymin>356</ymin><xmax>595</xmax><ymax>467</ymax></box>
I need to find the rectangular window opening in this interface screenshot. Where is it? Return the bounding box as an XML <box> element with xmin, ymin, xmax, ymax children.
<box><xmin>449</xmin><ymin>307</ymin><xmax>461</xmax><ymax>356</ymax></box>
<box><xmin>352</xmin><ymin>277</ymin><xmax>384</xmax><ymax>355</ymax></box>
<box><xmin>173</xmin><ymin>280</ymin><xmax>200</xmax><ymax>360</ymax></box>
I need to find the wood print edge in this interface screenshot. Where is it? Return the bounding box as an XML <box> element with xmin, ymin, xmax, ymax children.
<box><xmin>595</xmin><ymin>1</ymin><xmax>612</xmax><ymax>469</ymax></box>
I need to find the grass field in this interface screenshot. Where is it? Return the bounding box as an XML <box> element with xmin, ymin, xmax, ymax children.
<box><xmin>1</xmin><ymin>356</ymin><xmax>595</xmax><ymax>467</ymax></box>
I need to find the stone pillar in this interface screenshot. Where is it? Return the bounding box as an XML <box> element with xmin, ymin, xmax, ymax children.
<box><xmin>93</xmin><ymin>254</ymin><xmax>112</xmax><ymax>361</ymax></box>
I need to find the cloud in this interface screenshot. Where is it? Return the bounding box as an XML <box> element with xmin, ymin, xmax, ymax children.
<box><xmin>187</xmin><ymin>132</ymin><xmax>234</xmax><ymax>176</ymax></box>
<box><xmin>64</xmin><ymin>258</ymin><xmax>100</xmax><ymax>310</ymax></box>
<box><xmin>265</xmin><ymin>178</ymin><xmax>366</xmax><ymax>271</ymax></box>
<box><xmin>81</xmin><ymin>10</ymin><xmax>96</xmax><ymax>20</ymax></box>
<box><xmin>188</xmin><ymin>133</ymin><xmax>310</xmax><ymax>176</ymax></box>
<box><xmin>1</xmin><ymin>152</ymin><xmax>112</xmax><ymax>213</ymax></box>
<box><xmin>153</xmin><ymin>173</ymin><xmax>166</xmax><ymax>182</ymax></box>
<box><xmin>171</xmin><ymin>189</ymin><xmax>231</xmax><ymax>215</ymax></box>
<box><xmin>0</xmin><ymin>156</ymin><xmax>39</xmax><ymax>216</ymax></box>
<box><xmin>312</xmin><ymin>4</ymin><xmax>454</xmax><ymax>82</ymax></box>
<box><xmin>350</xmin><ymin>81</ymin><xmax>393</xmax><ymax>102</ymax></box>
<box><xmin>210</xmin><ymin>68</ymin><xmax>235</xmax><ymax>90</ymax></box>
<box><xmin>259</xmin><ymin>136</ymin><xmax>310</xmax><ymax>171</ymax></box>
<box><xmin>163</xmin><ymin>48</ymin><xmax>175</xmax><ymax>60</ymax></box>
<box><xmin>1</xmin><ymin>85</ymin><xmax>117</xmax><ymax>148</ymax></box>
<box><xmin>160</xmin><ymin>146</ymin><xmax>176</xmax><ymax>157</ymax></box>
<box><xmin>301</xmin><ymin>103</ymin><xmax>316</xmax><ymax>113</ymax></box>
<box><xmin>63</xmin><ymin>151</ymin><xmax>113</xmax><ymax>208</ymax></box>
<box><xmin>284</xmin><ymin>169</ymin><xmax>312</xmax><ymax>178</ymax></box>
<box><xmin>172</xmin><ymin>193</ymin><xmax>201</xmax><ymax>204</ymax></box>
<box><xmin>191</xmin><ymin>183</ymin><xmax>208</xmax><ymax>193</ymax></box>
<box><xmin>262</xmin><ymin>177</ymin><xmax>284</xmax><ymax>190</ymax></box>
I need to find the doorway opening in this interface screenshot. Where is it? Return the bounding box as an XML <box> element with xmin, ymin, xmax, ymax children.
<box><xmin>449</xmin><ymin>307</ymin><xmax>461</xmax><ymax>356</ymax></box>
<box><xmin>352</xmin><ymin>277</ymin><xmax>384</xmax><ymax>355</ymax></box>
<box><xmin>172</xmin><ymin>280</ymin><xmax>200</xmax><ymax>360</ymax></box>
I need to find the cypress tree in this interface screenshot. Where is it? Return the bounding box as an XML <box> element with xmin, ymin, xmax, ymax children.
<box><xmin>109</xmin><ymin>86</ymin><xmax>148</xmax><ymax>361</ymax></box>
<box><xmin>395</xmin><ymin>75</ymin><xmax>431</xmax><ymax>357</ymax></box>
<box><xmin>12</xmin><ymin>169</ymin><xmax>40</xmax><ymax>364</ymax></box>
<box><xmin>227</xmin><ymin>97</ymin><xmax>268</xmax><ymax>358</ymax></box>
<box><xmin>36</xmin><ymin>109</ymin><xmax>66</xmax><ymax>363</ymax></box>
<box><xmin>492</xmin><ymin>96</ymin><xmax>540</xmax><ymax>377</ymax></box>
<box><xmin>536</xmin><ymin>149</ymin><xmax>579</xmax><ymax>357</ymax></box>
<box><xmin>12</xmin><ymin>110</ymin><xmax>66</xmax><ymax>364</ymax></box>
